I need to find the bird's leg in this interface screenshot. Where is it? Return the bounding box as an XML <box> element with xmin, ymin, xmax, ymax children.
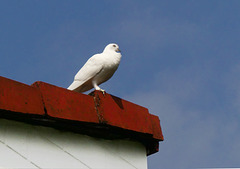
<box><xmin>93</xmin><ymin>82</ymin><xmax>105</xmax><ymax>95</ymax></box>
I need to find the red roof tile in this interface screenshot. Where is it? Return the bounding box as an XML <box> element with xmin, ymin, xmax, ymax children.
<box><xmin>0</xmin><ymin>76</ymin><xmax>45</xmax><ymax>115</ymax></box>
<box><xmin>0</xmin><ymin>75</ymin><xmax>163</xmax><ymax>155</ymax></box>
<box><xmin>32</xmin><ymin>81</ymin><xmax>99</xmax><ymax>123</ymax></box>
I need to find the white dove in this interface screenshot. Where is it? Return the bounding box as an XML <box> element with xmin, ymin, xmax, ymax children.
<box><xmin>68</xmin><ymin>43</ymin><xmax>121</xmax><ymax>93</ymax></box>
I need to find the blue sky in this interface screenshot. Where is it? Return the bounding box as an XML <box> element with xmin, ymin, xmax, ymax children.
<box><xmin>1</xmin><ymin>0</ymin><xmax>240</xmax><ymax>168</ymax></box>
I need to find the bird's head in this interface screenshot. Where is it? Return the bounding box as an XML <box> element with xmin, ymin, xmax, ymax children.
<box><xmin>103</xmin><ymin>43</ymin><xmax>121</xmax><ymax>53</ymax></box>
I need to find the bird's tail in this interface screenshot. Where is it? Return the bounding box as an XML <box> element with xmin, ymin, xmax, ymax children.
<box><xmin>67</xmin><ymin>81</ymin><xmax>81</xmax><ymax>91</ymax></box>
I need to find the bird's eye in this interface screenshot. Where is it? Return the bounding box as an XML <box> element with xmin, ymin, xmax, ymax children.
<box><xmin>113</xmin><ymin>45</ymin><xmax>116</xmax><ymax>47</ymax></box>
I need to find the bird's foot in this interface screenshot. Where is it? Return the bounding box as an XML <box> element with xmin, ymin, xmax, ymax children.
<box><xmin>94</xmin><ymin>84</ymin><xmax>106</xmax><ymax>95</ymax></box>
<box><xmin>96</xmin><ymin>88</ymin><xmax>105</xmax><ymax>95</ymax></box>
<box><xmin>100</xmin><ymin>89</ymin><xmax>105</xmax><ymax>95</ymax></box>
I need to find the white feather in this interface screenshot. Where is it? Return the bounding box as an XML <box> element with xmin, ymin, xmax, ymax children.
<box><xmin>68</xmin><ymin>43</ymin><xmax>121</xmax><ymax>93</ymax></box>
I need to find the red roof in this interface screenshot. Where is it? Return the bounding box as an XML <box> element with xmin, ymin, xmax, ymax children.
<box><xmin>0</xmin><ymin>75</ymin><xmax>163</xmax><ymax>155</ymax></box>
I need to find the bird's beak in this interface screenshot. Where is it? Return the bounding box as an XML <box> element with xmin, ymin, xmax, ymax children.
<box><xmin>115</xmin><ymin>48</ymin><xmax>121</xmax><ymax>52</ymax></box>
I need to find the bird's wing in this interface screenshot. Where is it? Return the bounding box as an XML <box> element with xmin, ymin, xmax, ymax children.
<box><xmin>68</xmin><ymin>54</ymin><xmax>103</xmax><ymax>91</ymax></box>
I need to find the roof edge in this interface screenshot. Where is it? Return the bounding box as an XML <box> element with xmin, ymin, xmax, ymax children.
<box><xmin>0</xmin><ymin>75</ymin><xmax>163</xmax><ymax>155</ymax></box>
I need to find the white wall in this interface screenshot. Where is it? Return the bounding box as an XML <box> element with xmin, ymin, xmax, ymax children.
<box><xmin>0</xmin><ymin>119</ymin><xmax>147</xmax><ymax>169</ymax></box>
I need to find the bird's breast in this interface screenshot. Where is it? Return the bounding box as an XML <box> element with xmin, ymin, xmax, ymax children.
<box><xmin>105</xmin><ymin>53</ymin><xmax>121</xmax><ymax>66</ymax></box>
<box><xmin>93</xmin><ymin>59</ymin><xmax>120</xmax><ymax>84</ymax></box>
